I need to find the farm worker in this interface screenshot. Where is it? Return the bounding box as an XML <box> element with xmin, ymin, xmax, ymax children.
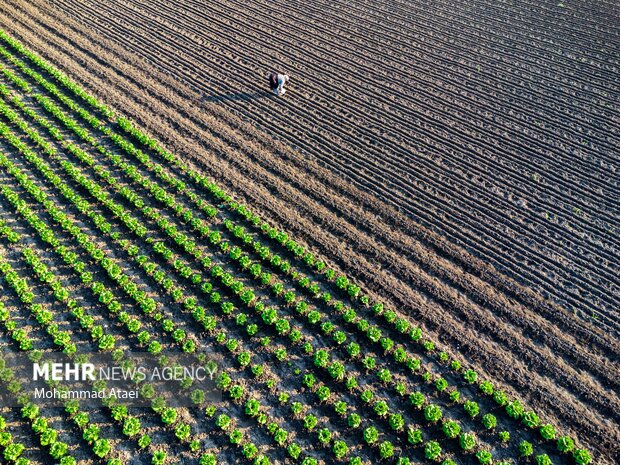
<box><xmin>268</xmin><ymin>72</ymin><xmax>289</xmax><ymax>96</ymax></box>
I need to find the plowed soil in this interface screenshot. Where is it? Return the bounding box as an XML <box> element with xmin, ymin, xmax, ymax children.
<box><xmin>1</xmin><ymin>0</ymin><xmax>617</xmax><ymax>462</ymax></box>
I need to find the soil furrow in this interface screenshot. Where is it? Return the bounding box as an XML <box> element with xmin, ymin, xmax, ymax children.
<box><xmin>6</xmin><ymin>0</ymin><xmax>620</xmax><ymax>338</ymax></box>
<box><xmin>0</xmin><ymin>1</ymin><xmax>617</xmax><ymax>461</ymax></box>
<box><xmin>30</xmin><ymin>0</ymin><xmax>620</xmax><ymax>320</ymax></box>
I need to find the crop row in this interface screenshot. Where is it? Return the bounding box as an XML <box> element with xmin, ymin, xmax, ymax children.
<box><xmin>0</xmin><ymin>115</ymin><xmax>330</xmax><ymax>464</ymax></box>
<box><xmin>0</xmin><ymin>233</ymin><xmax>226</xmax><ymax>464</ymax></box>
<box><xmin>0</xmin><ymin>81</ymin><xmax>508</xmax><ymax>462</ymax></box>
<box><xmin>0</xmin><ymin>83</ymin><xmax>560</xmax><ymax>464</ymax></box>
<box><xmin>0</xmin><ymin>102</ymin><xmax>369</xmax><ymax>464</ymax></box>
<box><xmin>0</xmin><ymin>70</ymin><xmax>484</xmax><ymax>462</ymax></box>
<box><xmin>0</xmin><ymin>176</ymin><xmax>234</xmax><ymax>465</ymax></box>
<box><xmin>0</xmin><ymin>47</ymin><xmax>572</xmax><ymax>464</ymax></box>
<box><xmin>0</xmin><ymin>27</ymin><xmax>596</xmax><ymax>465</ymax></box>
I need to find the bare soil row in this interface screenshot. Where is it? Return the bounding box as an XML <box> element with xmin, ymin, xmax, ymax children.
<box><xmin>45</xmin><ymin>0</ymin><xmax>620</xmax><ymax>323</ymax></box>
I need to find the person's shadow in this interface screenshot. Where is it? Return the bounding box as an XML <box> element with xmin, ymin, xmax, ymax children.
<box><xmin>202</xmin><ymin>90</ymin><xmax>272</xmax><ymax>103</ymax></box>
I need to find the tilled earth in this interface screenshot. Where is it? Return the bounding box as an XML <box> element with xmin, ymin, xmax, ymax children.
<box><xmin>0</xmin><ymin>0</ymin><xmax>618</xmax><ymax>462</ymax></box>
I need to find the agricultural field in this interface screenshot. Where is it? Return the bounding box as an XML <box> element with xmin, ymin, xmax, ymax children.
<box><xmin>0</xmin><ymin>0</ymin><xmax>617</xmax><ymax>465</ymax></box>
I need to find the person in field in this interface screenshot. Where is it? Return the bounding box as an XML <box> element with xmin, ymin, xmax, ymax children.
<box><xmin>268</xmin><ymin>72</ymin><xmax>289</xmax><ymax>96</ymax></box>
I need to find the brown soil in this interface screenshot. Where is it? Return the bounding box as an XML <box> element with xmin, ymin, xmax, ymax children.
<box><xmin>1</xmin><ymin>0</ymin><xmax>618</xmax><ymax>462</ymax></box>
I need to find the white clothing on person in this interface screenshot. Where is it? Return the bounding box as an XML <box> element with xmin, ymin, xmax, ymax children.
<box><xmin>274</xmin><ymin>74</ymin><xmax>289</xmax><ymax>95</ymax></box>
